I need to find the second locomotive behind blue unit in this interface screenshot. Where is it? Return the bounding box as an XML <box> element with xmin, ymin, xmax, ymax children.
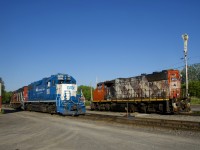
<box><xmin>24</xmin><ymin>73</ymin><xmax>86</xmax><ymax>115</ymax></box>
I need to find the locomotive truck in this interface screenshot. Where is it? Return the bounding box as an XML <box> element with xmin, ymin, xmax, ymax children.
<box><xmin>91</xmin><ymin>69</ymin><xmax>190</xmax><ymax>113</ymax></box>
<box><xmin>10</xmin><ymin>73</ymin><xmax>86</xmax><ymax>115</ymax></box>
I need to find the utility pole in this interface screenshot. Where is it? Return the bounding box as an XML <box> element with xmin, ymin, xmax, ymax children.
<box><xmin>182</xmin><ymin>34</ymin><xmax>189</xmax><ymax>97</ymax></box>
<box><xmin>0</xmin><ymin>82</ymin><xmax>2</xmax><ymax>112</ymax></box>
<box><xmin>90</xmin><ymin>85</ymin><xmax>93</xmax><ymax>102</ymax></box>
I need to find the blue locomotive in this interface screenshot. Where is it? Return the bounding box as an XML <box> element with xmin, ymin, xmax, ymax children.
<box><xmin>24</xmin><ymin>73</ymin><xmax>86</xmax><ymax>115</ymax></box>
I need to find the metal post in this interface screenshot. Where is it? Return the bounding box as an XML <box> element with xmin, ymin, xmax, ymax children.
<box><xmin>182</xmin><ymin>34</ymin><xmax>189</xmax><ymax>97</ymax></box>
<box><xmin>126</xmin><ymin>101</ymin><xmax>128</xmax><ymax>117</ymax></box>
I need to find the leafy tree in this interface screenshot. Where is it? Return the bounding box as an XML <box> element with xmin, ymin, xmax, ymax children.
<box><xmin>3</xmin><ymin>91</ymin><xmax>12</xmax><ymax>103</ymax></box>
<box><xmin>181</xmin><ymin>63</ymin><xmax>200</xmax><ymax>83</ymax></box>
<box><xmin>78</xmin><ymin>85</ymin><xmax>94</xmax><ymax>100</ymax></box>
<box><xmin>189</xmin><ymin>81</ymin><xmax>200</xmax><ymax>98</ymax></box>
<box><xmin>0</xmin><ymin>77</ymin><xmax>12</xmax><ymax>104</ymax></box>
<box><xmin>181</xmin><ymin>63</ymin><xmax>200</xmax><ymax>98</ymax></box>
<box><xmin>0</xmin><ymin>77</ymin><xmax>5</xmax><ymax>101</ymax></box>
<box><xmin>182</xmin><ymin>81</ymin><xmax>200</xmax><ymax>98</ymax></box>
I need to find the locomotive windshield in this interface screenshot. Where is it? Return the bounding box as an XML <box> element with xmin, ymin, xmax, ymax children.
<box><xmin>171</xmin><ymin>77</ymin><xmax>177</xmax><ymax>81</ymax></box>
<box><xmin>58</xmin><ymin>80</ymin><xmax>64</xmax><ymax>84</ymax></box>
<box><xmin>97</xmin><ymin>84</ymin><xmax>102</xmax><ymax>90</ymax></box>
<box><xmin>57</xmin><ymin>79</ymin><xmax>74</xmax><ymax>84</ymax></box>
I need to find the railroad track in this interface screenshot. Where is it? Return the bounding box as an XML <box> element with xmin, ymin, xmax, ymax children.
<box><xmin>3</xmin><ymin>106</ymin><xmax>200</xmax><ymax>131</ymax></box>
<box><xmin>78</xmin><ymin>113</ymin><xmax>200</xmax><ymax>131</ymax></box>
<box><xmin>177</xmin><ymin>111</ymin><xmax>200</xmax><ymax>116</ymax></box>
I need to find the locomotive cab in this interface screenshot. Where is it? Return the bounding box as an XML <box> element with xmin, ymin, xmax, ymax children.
<box><xmin>168</xmin><ymin>70</ymin><xmax>181</xmax><ymax>99</ymax></box>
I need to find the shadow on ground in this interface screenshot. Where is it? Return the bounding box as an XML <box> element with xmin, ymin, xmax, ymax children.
<box><xmin>1</xmin><ymin>107</ymin><xmax>22</xmax><ymax>114</ymax></box>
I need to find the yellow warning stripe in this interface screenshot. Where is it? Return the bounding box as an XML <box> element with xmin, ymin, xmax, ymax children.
<box><xmin>92</xmin><ymin>98</ymin><xmax>169</xmax><ymax>103</ymax></box>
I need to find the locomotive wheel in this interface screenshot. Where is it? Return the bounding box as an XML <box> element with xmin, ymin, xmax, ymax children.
<box><xmin>90</xmin><ymin>103</ymin><xmax>96</xmax><ymax>110</ymax></box>
<box><xmin>27</xmin><ymin>104</ymin><xmax>32</xmax><ymax>112</ymax></box>
<box><xmin>129</xmin><ymin>104</ymin><xmax>135</xmax><ymax>113</ymax></box>
<box><xmin>97</xmin><ymin>104</ymin><xmax>101</xmax><ymax>110</ymax></box>
<box><xmin>143</xmin><ymin>105</ymin><xmax>147</xmax><ymax>113</ymax></box>
<box><xmin>105</xmin><ymin>103</ymin><xmax>110</xmax><ymax>111</ymax></box>
<box><xmin>100</xmin><ymin>104</ymin><xmax>106</xmax><ymax>111</ymax></box>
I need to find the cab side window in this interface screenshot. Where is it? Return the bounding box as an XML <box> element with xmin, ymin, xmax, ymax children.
<box><xmin>52</xmin><ymin>80</ymin><xmax>55</xmax><ymax>86</ymax></box>
<box><xmin>47</xmin><ymin>81</ymin><xmax>51</xmax><ymax>88</ymax></box>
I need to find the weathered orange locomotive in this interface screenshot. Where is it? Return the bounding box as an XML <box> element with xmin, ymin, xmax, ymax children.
<box><xmin>91</xmin><ymin>69</ymin><xmax>190</xmax><ymax>113</ymax></box>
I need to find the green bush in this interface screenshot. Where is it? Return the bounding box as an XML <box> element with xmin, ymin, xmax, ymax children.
<box><xmin>78</xmin><ymin>85</ymin><xmax>94</xmax><ymax>100</ymax></box>
<box><xmin>191</xmin><ymin>97</ymin><xmax>200</xmax><ymax>105</ymax></box>
<box><xmin>182</xmin><ymin>81</ymin><xmax>200</xmax><ymax>98</ymax></box>
<box><xmin>0</xmin><ymin>109</ymin><xmax>5</xmax><ymax>114</ymax></box>
<box><xmin>84</xmin><ymin>100</ymin><xmax>91</xmax><ymax>106</ymax></box>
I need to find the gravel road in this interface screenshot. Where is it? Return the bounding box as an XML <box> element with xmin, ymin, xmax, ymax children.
<box><xmin>0</xmin><ymin>108</ymin><xmax>200</xmax><ymax>150</ymax></box>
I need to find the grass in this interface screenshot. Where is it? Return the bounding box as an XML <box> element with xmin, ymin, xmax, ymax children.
<box><xmin>84</xmin><ymin>100</ymin><xmax>91</xmax><ymax>106</ymax></box>
<box><xmin>191</xmin><ymin>97</ymin><xmax>200</xmax><ymax>105</ymax></box>
<box><xmin>0</xmin><ymin>109</ymin><xmax>4</xmax><ymax>114</ymax></box>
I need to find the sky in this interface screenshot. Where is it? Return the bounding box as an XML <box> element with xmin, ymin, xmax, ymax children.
<box><xmin>0</xmin><ymin>0</ymin><xmax>200</xmax><ymax>91</ymax></box>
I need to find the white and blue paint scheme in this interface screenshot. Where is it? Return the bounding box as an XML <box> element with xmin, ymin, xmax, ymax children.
<box><xmin>25</xmin><ymin>73</ymin><xmax>86</xmax><ymax>115</ymax></box>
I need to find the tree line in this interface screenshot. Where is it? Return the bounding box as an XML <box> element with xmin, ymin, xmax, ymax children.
<box><xmin>0</xmin><ymin>78</ymin><xmax>12</xmax><ymax>103</ymax></box>
<box><xmin>1</xmin><ymin>63</ymin><xmax>200</xmax><ymax>103</ymax></box>
<box><xmin>181</xmin><ymin>63</ymin><xmax>200</xmax><ymax>98</ymax></box>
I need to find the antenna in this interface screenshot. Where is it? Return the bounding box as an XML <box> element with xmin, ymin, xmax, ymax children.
<box><xmin>96</xmin><ymin>76</ymin><xmax>98</xmax><ymax>84</ymax></box>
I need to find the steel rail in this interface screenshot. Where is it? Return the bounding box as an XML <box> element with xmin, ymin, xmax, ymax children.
<box><xmin>79</xmin><ymin>113</ymin><xmax>200</xmax><ymax>131</ymax></box>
